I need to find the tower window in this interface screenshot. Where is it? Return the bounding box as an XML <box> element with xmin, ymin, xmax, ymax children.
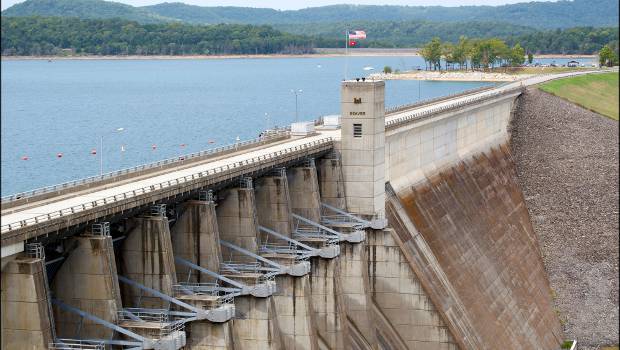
<box><xmin>353</xmin><ymin>123</ymin><xmax>362</xmax><ymax>137</ymax></box>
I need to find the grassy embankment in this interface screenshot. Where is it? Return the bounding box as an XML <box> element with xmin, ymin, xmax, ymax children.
<box><xmin>539</xmin><ymin>72</ymin><xmax>619</xmax><ymax>120</ymax></box>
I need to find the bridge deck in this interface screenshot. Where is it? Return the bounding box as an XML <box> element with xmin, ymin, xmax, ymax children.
<box><xmin>1</xmin><ymin>130</ymin><xmax>339</xmax><ymax>243</ymax></box>
<box><xmin>0</xmin><ymin>69</ymin><xmax>606</xmax><ymax>248</ymax></box>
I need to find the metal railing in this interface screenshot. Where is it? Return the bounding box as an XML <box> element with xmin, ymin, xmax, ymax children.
<box><xmin>26</xmin><ymin>242</ymin><xmax>45</xmax><ymax>259</ymax></box>
<box><xmin>48</xmin><ymin>340</ymin><xmax>105</xmax><ymax>350</ymax></box>
<box><xmin>385</xmin><ymin>85</ymin><xmax>498</xmax><ymax>115</ymax></box>
<box><xmin>1</xmin><ymin>137</ymin><xmax>333</xmax><ymax>234</ymax></box>
<box><xmin>91</xmin><ymin>222</ymin><xmax>110</xmax><ymax>236</ymax></box>
<box><xmin>221</xmin><ymin>262</ymin><xmax>262</xmax><ymax>275</ymax></box>
<box><xmin>385</xmin><ymin>86</ymin><xmax>524</xmax><ymax>130</ymax></box>
<box><xmin>1</xmin><ymin>130</ymin><xmax>289</xmax><ymax>204</ymax></box>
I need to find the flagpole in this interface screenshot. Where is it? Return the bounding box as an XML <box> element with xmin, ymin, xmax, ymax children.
<box><xmin>345</xmin><ymin>29</ymin><xmax>349</xmax><ymax>80</ymax></box>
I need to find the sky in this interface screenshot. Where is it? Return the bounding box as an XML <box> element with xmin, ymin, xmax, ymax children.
<box><xmin>0</xmin><ymin>0</ymin><xmax>557</xmax><ymax>11</ymax></box>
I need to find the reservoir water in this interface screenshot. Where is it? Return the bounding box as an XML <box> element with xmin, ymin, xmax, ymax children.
<box><xmin>2</xmin><ymin>56</ymin><xmax>501</xmax><ymax>195</ymax></box>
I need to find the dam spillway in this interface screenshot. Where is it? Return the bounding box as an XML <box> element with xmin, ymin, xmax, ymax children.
<box><xmin>1</xmin><ymin>73</ymin><xmax>595</xmax><ymax>350</ymax></box>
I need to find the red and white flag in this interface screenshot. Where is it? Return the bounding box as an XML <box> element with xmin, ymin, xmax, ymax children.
<box><xmin>348</xmin><ymin>30</ymin><xmax>366</xmax><ymax>39</ymax></box>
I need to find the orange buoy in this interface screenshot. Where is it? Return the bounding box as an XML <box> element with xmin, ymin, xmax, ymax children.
<box><xmin>91</xmin><ymin>149</ymin><xmax>97</xmax><ymax>155</ymax></box>
<box><xmin>21</xmin><ymin>155</ymin><xmax>29</xmax><ymax>160</ymax></box>
<box><xmin>56</xmin><ymin>153</ymin><xmax>63</xmax><ymax>158</ymax></box>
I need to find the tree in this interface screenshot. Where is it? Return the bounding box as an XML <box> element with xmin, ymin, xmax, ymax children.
<box><xmin>509</xmin><ymin>43</ymin><xmax>526</xmax><ymax>66</ymax></box>
<box><xmin>442</xmin><ymin>42</ymin><xmax>456</xmax><ymax>70</ymax></box>
<box><xmin>453</xmin><ymin>36</ymin><xmax>471</xmax><ymax>70</ymax></box>
<box><xmin>383</xmin><ymin>65</ymin><xmax>392</xmax><ymax>74</ymax></box>
<box><xmin>527</xmin><ymin>52</ymin><xmax>534</xmax><ymax>64</ymax></box>
<box><xmin>599</xmin><ymin>44</ymin><xmax>616</xmax><ymax>67</ymax></box>
<box><xmin>420</xmin><ymin>37</ymin><xmax>443</xmax><ymax>70</ymax></box>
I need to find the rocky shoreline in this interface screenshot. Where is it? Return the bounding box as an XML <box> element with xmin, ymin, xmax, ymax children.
<box><xmin>510</xmin><ymin>88</ymin><xmax>619</xmax><ymax>349</ymax></box>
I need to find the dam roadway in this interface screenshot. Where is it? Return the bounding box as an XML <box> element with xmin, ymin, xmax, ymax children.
<box><xmin>0</xmin><ymin>69</ymin><xmax>605</xmax><ymax>350</ymax></box>
<box><xmin>0</xmin><ymin>69</ymin><xmax>598</xmax><ymax>252</ymax></box>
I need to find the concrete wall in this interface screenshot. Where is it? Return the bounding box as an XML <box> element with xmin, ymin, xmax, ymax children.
<box><xmin>185</xmin><ymin>322</ymin><xmax>235</xmax><ymax>350</ymax></box>
<box><xmin>367</xmin><ymin>229</ymin><xmax>457</xmax><ymax>350</ymax></box>
<box><xmin>233</xmin><ymin>296</ymin><xmax>284</xmax><ymax>350</ymax></box>
<box><xmin>338</xmin><ymin>243</ymin><xmax>375</xmax><ymax>349</ymax></box>
<box><xmin>217</xmin><ymin>187</ymin><xmax>260</xmax><ymax>263</ymax></box>
<box><xmin>1</xmin><ymin>256</ymin><xmax>54</xmax><ymax>350</ymax></box>
<box><xmin>51</xmin><ymin>235</ymin><xmax>122</xmax><ymax>339</ymax></box>
<box><xmin>119</xmin><ymin>216</ymin><xmax>177</xmax><ymax>309</ymax></box>
<box><xmin>385</xmin><ymin>93</ymin><xmax>519</xmax><ymax>192</ymax></box>
<box><xmin>309</xmin><ymin>257</ymin><xmax>346</xmax><ymax>350</ymax></box>
<box><xmin>171</xmin><ymin>200</ymin><xmax>222</xmax><ymax>283</ymax></box>
<box><xmin>389</xmin><ymin>144</ymin><xmax>562</xmax><ymax>349</ymax></box>
<box><xmin>340</xmin><ymin>80</ymin><xmax>386</xmax><ymax>217</ymax></box>
<box><xmin>272</xmin><ymin>275</ymin><xmax>318</xmax><ymax>350</ymax></box>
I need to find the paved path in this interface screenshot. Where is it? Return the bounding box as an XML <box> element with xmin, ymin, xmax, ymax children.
<box><xmin>385</xmin><ymin>70</ymin><xmax>607</xmax><ymax>124</ymax></box>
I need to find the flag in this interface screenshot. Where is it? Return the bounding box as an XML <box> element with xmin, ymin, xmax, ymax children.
<box><xmin>348</xmin><ymin>30</ymin><xmax>366</xmax><ymax>39</ymax></box>
<box><xmin>349</xmin><ymin>40</ymin><xmax>357</xmax><ymax>46</ymax></box>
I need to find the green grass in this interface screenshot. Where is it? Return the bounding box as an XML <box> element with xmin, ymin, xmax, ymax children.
<box><xmin>538</xmin><ymin>72</ymin><xmax>619</xmax><ymax>121</ymax></box>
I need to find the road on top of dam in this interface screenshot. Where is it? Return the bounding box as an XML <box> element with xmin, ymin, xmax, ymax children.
<box><xmin>0</xmin><ymin>69</ymin><xmax>606</xmax><ymax>233</ymax></box>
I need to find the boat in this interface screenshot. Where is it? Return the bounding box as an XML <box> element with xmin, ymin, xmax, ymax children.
<box><xmin>363</xmin><ymin>66</ymin><xmax>374</xmax><ymax>71</ymax></box>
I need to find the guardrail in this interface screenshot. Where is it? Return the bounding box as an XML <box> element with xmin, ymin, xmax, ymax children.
<box><xmin>1</xmin><ymin>137</ymin><xmax>333</xmax><ymax>234</ymax></box>
<box><xmin>1</xmin><ymin>130</ymin><xmax>289</xmax><ymax>205</ymax></box>
<box><xmin>385</xmin><ymin>84</ymin><xmax>499</xmax><ymax>115</ymax></box>
<box><xmin>386</xmin><ymin>86</ymin><xmax>524</xmax><ymax>130</ymax></box>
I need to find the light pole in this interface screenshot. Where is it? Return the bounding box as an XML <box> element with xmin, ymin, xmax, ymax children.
<box><xmin>264</xmin><ymin>112</ymin><xmax>270</xmax><ymax>131</ymax></box>
<box><xmin>291</xmin><ymin>89</ymin><xmax>303</xmax><ymax>122</ymax></box>
<box><xmin>418</xmin><ymin>80</ymin><xmax>421</xmax><ymax>100</ymax></box>
<box><xmin>100</xmin><ymin>127</ymin><xmax>124</xmax><ymax>176</ymax></box>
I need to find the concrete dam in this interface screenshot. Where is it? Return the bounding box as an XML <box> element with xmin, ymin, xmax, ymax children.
<box><xmin>3</xmin><ymin>73</ymin><xmax>591</xmax><ymax>350</ymax></box>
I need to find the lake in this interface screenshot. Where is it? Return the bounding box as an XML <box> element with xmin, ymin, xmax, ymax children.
<box><xmin>1</xmin><ymin>55</ymin><xmax>503</xmax><ymax>195</ymax></box>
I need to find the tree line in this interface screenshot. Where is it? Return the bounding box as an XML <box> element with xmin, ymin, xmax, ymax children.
<box><xmin>1</xmin><ymin>16</ymin><xmax>315</xmax><ymax>56</ymax></box>
<box><xmin>419</xmin><ymin>37</ymin><xmax>526</xmax><ymax>70</ymax></box>
<box><xmin>1</xmin><ymin>16</ymin><xmax>618</xmax><ymax>58</ymax></box>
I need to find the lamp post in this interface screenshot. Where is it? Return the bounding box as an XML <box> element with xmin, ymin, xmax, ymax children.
<box><xmin>418</xmin><ymin>80</ymin><xmax>421</xmax><ymax>101</ymax></box>
<box><xmin>291</xmin><ymin>89</ymin><xmax>303</xmax><ymax>122</ymax></box>
<box><xmin>99</xmin><ymin>127</ymin><xmax>125</xmax><ymax>176</ymax></box>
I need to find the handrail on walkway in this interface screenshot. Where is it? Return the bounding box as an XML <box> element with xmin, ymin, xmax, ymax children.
<box><xmin>1</xmin><ymin>130</ymin><xmax>289</xmax><ymax>204</ymax></box>
<box><xmin>1</xmin><ymin>137</ymin><xmax>333</xmax><ymax>234</ymax></box>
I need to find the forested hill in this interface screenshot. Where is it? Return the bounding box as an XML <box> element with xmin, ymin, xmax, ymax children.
<box><xmin>3</xmin><ymin>0</ymin><xmax>618</xmax><ymax>29</ymax></box>
<box><xmin>0</xmin><ymin>17</ymin><xmax>315</xmax><ymax>55</ymax></box>
<box><xmin>2</xmin><ymin>16</ymin><xmax>617</xmax><ymax>56</ymax></box>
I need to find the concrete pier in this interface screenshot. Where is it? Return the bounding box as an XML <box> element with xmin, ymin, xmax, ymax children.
<box><xmin>287</xmin><ymin>161</ymin><xmax>322</xmax><ymax>223</ymax></box>
<box><xmin>119</xmin><ymin>215</ymin><xmax>177</xmax><ymax>309</ymax></box>
<box><xmin>255</xmin><ymin>170</ymin><xmax>318</xmax><ymax>350</ymax></box>
<box><xmin>316</xmin><ymin>156</ymin><xmax>347</xmax><ymax>211</ymax></box>
<box><xmin>255</xmin><ymin>170</ymin><xmax>295</xmax><ymax>238</ymax></box>
<box><xmin>171</xmin><ymin>199</ymin><xmax>222</xmax><ymax>284</ymax></box>
<box><xmin>1</xmin><ymin>255</ymin><xmax>54</xmax><ymax>350</ymax></box>
<box><xmin>51</xmin><ymin>234</ymin><xmax>122</xmax><ymax>339</ymax></box>
<box><xmin>216</xmin><ymin>185</ymin><xmax>260</xmax><ymax>264</ymax></box>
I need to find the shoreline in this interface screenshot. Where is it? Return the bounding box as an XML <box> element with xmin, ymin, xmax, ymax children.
<box><xmin>1</xmin><ymin>52</ymin><xmax>597</xmax><ymax>61</ymax></box>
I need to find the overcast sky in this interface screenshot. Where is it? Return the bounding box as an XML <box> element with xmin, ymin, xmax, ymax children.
<box><xmin>1</xmin><ymin>0</ymin><xmax>557</xmax><ymax>11</ymax></box>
